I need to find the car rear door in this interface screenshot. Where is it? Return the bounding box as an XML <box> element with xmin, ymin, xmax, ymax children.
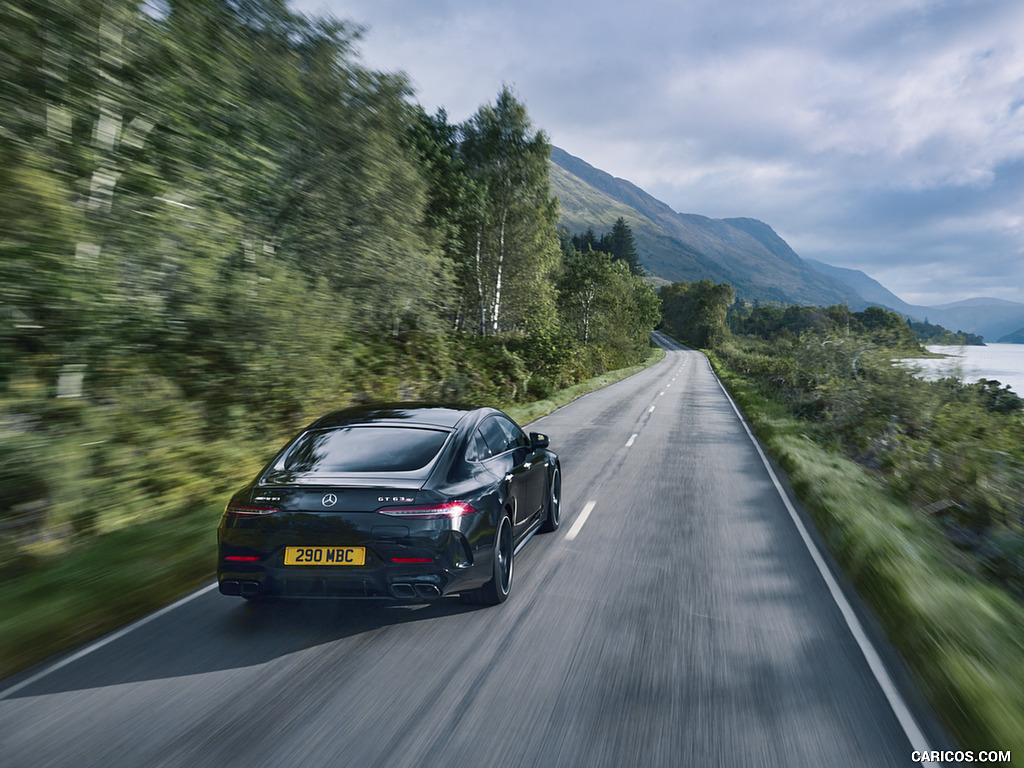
<box><xmin>477</xmin><ymin>417</ymin><xmax>528</xmax><ymax>534</ymax></box>
<box><xmin>493</xmin><ymin>416</ymin><xmax>547</xmax><ymax>530</ymax></box>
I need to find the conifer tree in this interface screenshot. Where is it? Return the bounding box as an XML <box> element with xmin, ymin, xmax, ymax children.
<box><xmin>609</xmin><ymin>217</ymin><xmax>642</xmax><ymax>275</ymax></box>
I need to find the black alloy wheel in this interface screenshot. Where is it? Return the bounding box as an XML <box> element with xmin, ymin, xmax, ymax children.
<box><xmin>469</xmin><ymin>514</ymin><xmax>514</xmax><ymax>605</ymax></box>
<box><xmin>540</xmin><ymin>466</ymin><xmax>561</xmax><ymax>533</ymax></box>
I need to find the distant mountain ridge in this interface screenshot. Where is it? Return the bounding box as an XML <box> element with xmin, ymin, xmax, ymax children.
<box><xmin>550</xmin><ymin>146</ymin><xmax>865</xmax><ymax>307</ymax></box>
<box><xmin>804</xmin><ymin>260</ymin><xmax>1024</xmax><ymax>341</ymax></box>
<box><xmin>804</xmin><ymin>259</ymin><xmax>918</xmax><ymax>315</ymax></box>
<box><xmin>549</xmin><ymin>146</ymin><xmax>1024</xmax><ymax>342</ymax></box>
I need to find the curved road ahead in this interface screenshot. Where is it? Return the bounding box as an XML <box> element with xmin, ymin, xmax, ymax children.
<box><xmin>1</xmin><ymin>333</ymin><xmax>949</xmax><ymax>767</ymax></box>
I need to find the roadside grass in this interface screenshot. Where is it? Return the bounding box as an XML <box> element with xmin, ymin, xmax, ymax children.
<box><xmin>0</xmin><ymin>346</ymin><xmax>665</xmax><ymax>682</ymax></box>
<box><xmin>709</xmin><ymin>352</ymin><xmax>1024</xmax><ymax>755</ymax></box>
<box><xmin>504</xmin><ymin>346</ymin><xmax>665</xmax><ymax>426</ymax></box>
<box><xmin>0</xmin><ymin>501</ymin><xmax>225</xmax><ymax>680</ymax></box>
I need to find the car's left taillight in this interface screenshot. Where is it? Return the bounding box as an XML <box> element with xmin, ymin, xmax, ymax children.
<box><xmin>377</xmin><ymin>501</ymin><xmax>477</xmax><ymax>519</ymax></box>
<box><xmin>224</xmin><ymin>502</ymin><xmax>280</xmax><ymax>517</ymax></box>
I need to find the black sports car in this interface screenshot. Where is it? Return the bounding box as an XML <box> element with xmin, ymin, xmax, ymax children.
<box><xmin>218</xmin><ymin>403</ymin><xmax>560</xmax><ymax>605</ymax></box>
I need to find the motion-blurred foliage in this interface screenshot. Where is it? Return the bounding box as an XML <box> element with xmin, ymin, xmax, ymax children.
<box><xmin>0</xmin><ymin>0</ymin><xmax>659</xmax><ymax>562</ymax></box>
<box><xmin>713</xmin><ymin>300</ymin><xmax>1024</xmax><ymax>597</ymax></box>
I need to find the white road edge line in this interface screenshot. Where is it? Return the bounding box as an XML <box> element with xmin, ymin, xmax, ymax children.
<box><xmin>713</xmin><ymin>376</ymin><xmax>940</xmax><ymax>766</ymax></box>
<box><xmin>625</xmin><ymin>434</ymin><xmax>638</xmax><ymax>448</ymax></box>
<box><xmin>0</xmin><ymin>582</ymin><xmax>219</xmax><ymax>701</ymax></box>
<box><xmin>565</xmin><ymin>500</ymin><xmax>597</xmax><ymax>541</ymax></box>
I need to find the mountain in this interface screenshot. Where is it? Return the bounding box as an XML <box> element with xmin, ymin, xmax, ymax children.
<box><xmin>550</xmin><ymin>146</ymin><xmax>1024</xmax><ymax>341</ymax></box>
<box><xmin>999</xmin><ymin>326</ymin><xmax>1024</xmax><ymax>343</ymax></box>
<box><xmin>802</xmin><ymin>261</ymin><xmax>1024</xmax><ymax>341</ymax></box>
<box><xmin>925</xmin><ymin>298</ymin><xmax>1024</xmax><ymax>343</ymax></box>
<box><xmin>804</xmin><ymin>259</ymin><xmax>918</xmax><ymax>316</ymax></box>
<box><xmin>807</xmin><ymin>262</ymin><xmax>1024</xmax><ymax>341</ymax></box>
<box><xmin>549</xmin><ymin>161</ymin><xmax>720</xmax><ymax>287</ymax></box>
<box><xmin>550</xmin><ymin>147</ymin><xmax>867</xmax><ymax>307</ymax></box>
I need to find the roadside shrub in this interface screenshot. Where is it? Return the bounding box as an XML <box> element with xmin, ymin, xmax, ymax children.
<box><xmin>977</xmin><ymin>528</ymin><xmax>1024</xmax><ymax>595</ymax></box>
<box><xmin>716</xmin><ymin>331</ymin><xmax>1024</xmax><ymax>597</ymax></box>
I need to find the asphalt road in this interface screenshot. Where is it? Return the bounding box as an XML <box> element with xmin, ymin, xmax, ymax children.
<box><xmin>0</xmin><ymin>333</ymin><xmax>948</xmax><ymax>767</ymax></box>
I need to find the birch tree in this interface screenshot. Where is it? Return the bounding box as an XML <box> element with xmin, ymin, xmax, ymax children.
<box><xmin>459</xmin><ymin>88</ymin><xmax>558</xmax><ymax>335</ymax></box>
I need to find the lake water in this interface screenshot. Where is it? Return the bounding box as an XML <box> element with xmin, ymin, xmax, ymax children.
<box><xmin>899</xmin><ymin>343</ymin><xmax>1024</xmax><ymax>395</ymax></box>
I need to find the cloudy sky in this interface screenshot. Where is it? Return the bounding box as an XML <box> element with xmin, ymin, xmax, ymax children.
<box><xmin>293</xmin><ymin>0</ymin><xmax>1024</xmax><ymax>307</ymax></box>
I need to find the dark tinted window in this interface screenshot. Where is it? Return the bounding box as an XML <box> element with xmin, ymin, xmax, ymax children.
<box><xmin>466</xmin><ymin>428</ymin><xmax>491</xmax><ymax>462</ymax></box>
<box><xmin>495</xmin><ymin>416</ymin><xmax>528</xmax><ymax>449</ymax></box>
<box><xmin>479</xmin><ymin>417</ymin><xmax>511</xmax><ymax>456</ymax></box>
<box><xmin>277</xmin><ymin>427</ymin><xmax>449</xmax><ymax>474</ymax></box>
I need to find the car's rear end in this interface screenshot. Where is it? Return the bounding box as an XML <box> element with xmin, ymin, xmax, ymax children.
<box><xmin>217</xmin><ymin>412</ymin><xmax>496</xmax><ymax>601</ymax></box>
<box><xmin>218</xmin><ymin>484</ymin><xmax>493</xmax><ymax>600</ymax></box>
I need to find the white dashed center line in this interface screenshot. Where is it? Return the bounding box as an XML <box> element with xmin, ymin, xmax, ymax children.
<box><xmin>565</xmin><ymin>500</ymin><xmax>597</xmax><ymax>541</ymax></box>
<box><xmin>625</xmin><ymin>433</ymin><xmax>638</xmax><ymax>448</ymax></box>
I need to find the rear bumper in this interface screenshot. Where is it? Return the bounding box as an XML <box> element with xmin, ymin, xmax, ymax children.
<box><xmin>217</xmin><ymin>506</ymin><xmax>499</xmax><ymax>602</ymax></box>
<box><xmin>217</xmin><ymin>533</ymin><xmax>490</xmax><ymax>602</ymax></box>
<box><xmin>217</xmin><ymin>564</ymin><xmax>484</xmax><ymax>601</ymax></box>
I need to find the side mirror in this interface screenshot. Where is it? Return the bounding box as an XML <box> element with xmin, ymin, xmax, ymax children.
<box><xmin>530</xmin><ymin>432</ymin><xmax>550</xmax><ymax>450</ymax></box>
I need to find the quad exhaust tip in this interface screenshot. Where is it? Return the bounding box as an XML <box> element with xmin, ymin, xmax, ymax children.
<box><xmin>220</xmin><ymin>579</ymin><xmax>262</xmax><ymax>597</ymax></box>
<box><xmin>414</xmin><ymin>583</ymin><xmax>441</xmax><ymax>598</ymax></box>
<box><xmin>239</xmin><ymin>581</ymin><xmax>260</xmax><ymax>598</ymax></box>
<box><xmin>390</xmin><ymin>582</ymin><xmax>441</xmax><ymax>599</ymax></box>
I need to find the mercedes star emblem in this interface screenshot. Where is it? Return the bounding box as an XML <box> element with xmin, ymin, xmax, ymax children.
<box><xmin>321</xmin><ymin>493</ymin><xmax>338</xmax><ymax>507</ymax></box>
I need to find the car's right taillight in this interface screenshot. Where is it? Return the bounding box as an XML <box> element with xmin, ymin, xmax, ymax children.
<box><xmin>224</xmin><ymin>502</ymin><xmax>280</xmax><ymax>517</ymax></box>
<box><xmin>377</xmin><ymin>501</ymin><xmax>477</xmax><ymax>519</ymax></box>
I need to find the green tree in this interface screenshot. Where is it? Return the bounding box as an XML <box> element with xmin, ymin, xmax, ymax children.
<box><xmin>608</xmin><ymin>217</ymin><xmax>642</xmax><ymax>275</ymax></box>
<box><xmin>852</xmin><ymin>306</ymin><xmax>918</xmax><ymax>349</ymax></box>
<box><xmin>660</xmin><ymin>279</ymin><xmax>734</xmax><ymax>349</ymax></box>
<box><xmin>458</xmin><ymin>87</ymin><xmax>559</xmax><ymax>335</ymax></box>
<box><xmin>559</xmin><ymin>249</ymin><xmax>613</xmax><ymax>345</ymax></box>
<box><xmin>568</xmin><ymin>219</ymin><xmax>642</xmax><ymax>275</ymax></box>
<box><xmin>559</xmin><ymin>248</ymin><xmax>660</xmax><ymax>366</ymax></box>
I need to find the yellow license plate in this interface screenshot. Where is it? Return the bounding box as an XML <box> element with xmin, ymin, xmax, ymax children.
<box><xmin>283</xmin><ymin>546</ymin><xmax>365</xmax><ymax>566</ymax></box>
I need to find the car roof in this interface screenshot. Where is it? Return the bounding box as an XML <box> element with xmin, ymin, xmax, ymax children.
<box><xmin>306</xmin><ymin>403</ymin><xmax>487</xmax><ymax>431</ymax></box>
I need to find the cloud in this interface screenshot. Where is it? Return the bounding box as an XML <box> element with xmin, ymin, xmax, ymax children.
<box><xmin>293</xmin><ymin>0</ymin><xmax>1024</xmax><ymax>305</ymax></box>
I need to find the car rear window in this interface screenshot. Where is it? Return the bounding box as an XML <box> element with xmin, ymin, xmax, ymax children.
<box><xmin>276</xmin><ymin>427</ymin><xmax>450</xmax><ymax>474</ymax></box>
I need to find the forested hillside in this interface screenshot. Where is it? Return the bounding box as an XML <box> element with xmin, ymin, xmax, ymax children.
<box><xmin>0</xmin><ymin>0</ymin><xmax>657</xmax><ymax>564</ymax></box>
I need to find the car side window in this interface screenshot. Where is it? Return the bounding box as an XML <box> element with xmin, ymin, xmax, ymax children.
<box><xmin>478</xmin><ymin>417</ymin><xmax>512</xmax><ymax>457</ymax></box>
<box><xmin>495</xmin><ymin>416</ymin><xmax>528</xmax><ymax>450</ymax></box>
<box><xmin>466</xmin><ymin>428</ymin><xmax>491</xmax><ymax>462</ymax></box>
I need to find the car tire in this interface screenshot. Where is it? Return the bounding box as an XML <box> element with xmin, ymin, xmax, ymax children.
<box><xmin>466</xmin><ymin>514</ymin><xmax>513</xmax><ymax>606</ymax></box>
<box><xmin>539</xmin><ymin>464</ymin><xmax>561</xmax><ymax>533</ymax></box>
